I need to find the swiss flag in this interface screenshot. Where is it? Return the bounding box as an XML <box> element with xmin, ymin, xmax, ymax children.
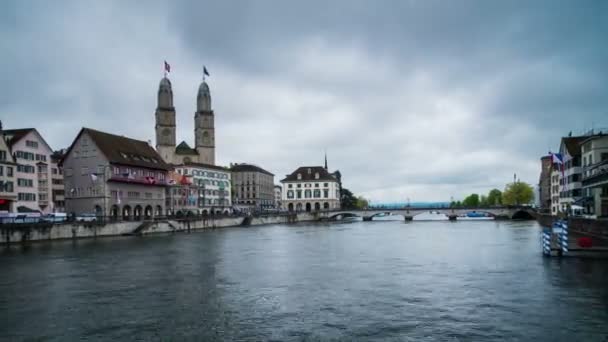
<box><xmin>164</xmin><ymin>61</ymin><xmax>171</xmax><ymax>73</ymax></box>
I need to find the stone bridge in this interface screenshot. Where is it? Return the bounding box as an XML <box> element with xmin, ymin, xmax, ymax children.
<box><xmin>319</xmin><ymin>206</ymin><xmax>536</xmax><ymax>221</ymax></box>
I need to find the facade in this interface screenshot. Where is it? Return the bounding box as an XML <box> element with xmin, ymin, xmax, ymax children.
<box><xmin>155</xmin><ymin>76</ymin><xmax>216</xmax><ymax>165</ymax></box>
<box><xmin>3</xmin><ymin>128</ymin><xmax>57</xmax><ymax>213</ymax></box>
<box><xmin>581</xmin><ymin>134</ymin><xmax>608</xmax><ymax>217</ymax></box>
<box><xmin>558</xmin><ymin>137</ymin><xmax>584</xmax><ymax>212</ymax></box>
<box><xmin>0</xmin><ymin>122</ymin><xmax>17</xmax><ymax>212</ymax></box>
<box><xmin>538</xmin><ymin>155</ymin><xmax>552</xmax><ymax>212</ymax></box>
<box><xmin>174</xmin><ymin>162</ymin><xmax>232</xmax><ymax>215</ymax></box>
<box><xmin>550</xmin><ymin>168</ymin><xmax>561</xmax><ymax>215</ymax></box>
<box><xmin>230</xmin><ymin>163</ymin><xmax>275</xmax><ymax>211</ymax></box>
<box><xmin>281</xmin><ymin>166</ymin><xmax>341</xmax><ymax>212</ymax></box>
<box><xmin>165</xmin><ymin>171</ymin><xmax>201</xmax><ymax>216</ymax></box>
<box><xmin>51</xmin><ymin>151</ymin><xmax>65</xmax><ymax>213</ymax></box>
<box><xmin>274</xmin><ymin>185</ymin><xmax>282</xmax><ymax>209</ymax></box>
<box><xmin>62</xmin><ymin>128</ymin><xmax>170</xmax><ymax>219</ymax></box>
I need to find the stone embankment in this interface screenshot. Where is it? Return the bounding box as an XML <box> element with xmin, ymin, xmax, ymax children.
<box><xmin>0</xmin><ymin>212</ymin><xmax>318</xmax><ymax>245</ymax></box>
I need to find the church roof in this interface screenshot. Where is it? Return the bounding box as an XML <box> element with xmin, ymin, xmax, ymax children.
<box><xmin>281</xmin><ymin>166</ymin><xmax>338</xmax><ymax>183</ymax></box>
<box><xmin>175</xmin><ymin>141</ymin><xmax>199</xmax><ymax>155</ymax></box>
<box><xmin>62</xmin><ymin>128</ymin><xmax>171</xmax><ymax>171</ymax></box>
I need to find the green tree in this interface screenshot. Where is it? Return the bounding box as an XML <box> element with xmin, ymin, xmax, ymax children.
<box><xmin>462</xmin><ymin>194</ymin><xmax>480</xmax><ymax>207</ymax></box>
<box><xmin>355</xmin><ymin>196</ymin><xmax>369</xmax><ymax>210</ymax></box>
<box><xmin>340</xmin><ymin>188</ymin><xmax>358</xmax><ymax>209</ymax></box>
<box><xmin>479</xmin><ymin>195</ymin><xmax>488</xmax><ymax>207</ymax></box>
<box><xmin>502</xmin><ymin>182</ymin><xmax>534</xmax><ymax>205</ymax></box>
<box><xmin>487</xmin><ymin>189</ymin><xmax>502</xmax><ymax>205</ymax></box>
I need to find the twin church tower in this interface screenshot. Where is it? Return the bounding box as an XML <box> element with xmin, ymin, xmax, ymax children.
<box><xmin>154</xmin><ymin>76</ymin><xmax>215</xmax><ymax>165</ymax></box>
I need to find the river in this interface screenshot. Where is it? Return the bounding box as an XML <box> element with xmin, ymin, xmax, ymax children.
<box><xmin>1</xmin><ymin>220</ymin><xmax>607</xmax><ymax>341</ymax></box>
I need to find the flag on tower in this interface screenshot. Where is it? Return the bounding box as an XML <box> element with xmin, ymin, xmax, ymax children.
<box><xmin>164</xmin><ymin>61</ymin><xmax>171</xmax><ymax>73</ymax></box>
<box><xmin>204</xmin><ymin>66</ymin><xmax>210</xmax><ymax>77</ymax></box>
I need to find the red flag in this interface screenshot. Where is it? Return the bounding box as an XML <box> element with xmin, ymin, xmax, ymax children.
<box><xmin>164</xmin><ymin>61</ymin><xmax>171</xmax><ymax>73</ymax></box>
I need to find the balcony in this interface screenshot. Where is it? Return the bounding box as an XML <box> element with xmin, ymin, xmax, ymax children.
<box><xmin>582</xmin><ymin>160</ymin><xmax>608</xmax><ymax>187</ymax></box>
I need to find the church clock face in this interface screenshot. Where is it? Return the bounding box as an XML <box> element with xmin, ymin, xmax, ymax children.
<box><xmin>162</xmin><ymin>128</ymin><xmax>171</xmax><ymax>137</ymax></box>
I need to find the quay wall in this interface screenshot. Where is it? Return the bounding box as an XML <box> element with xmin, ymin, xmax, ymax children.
<box><xmin>536</xmin><ymin>214</ymin><xmax>608</xmax><ymax>239</ymax></box>
<box><xmin>0</xmin><ymin>213</ymin><xmax>318</xmax><ymax>245</ymax></box>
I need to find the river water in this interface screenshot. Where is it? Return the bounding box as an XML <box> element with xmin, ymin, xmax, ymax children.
<box><xmin>1</xmin><ymin>220</ymin><xmax>608</xmax><ymax>341</ymax></box>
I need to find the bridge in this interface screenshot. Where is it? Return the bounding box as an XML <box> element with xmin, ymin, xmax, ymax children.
<box><xmin>320</xmin><ymin>206</ymin><xmax>536</xmax><ymax>221</ymax></box>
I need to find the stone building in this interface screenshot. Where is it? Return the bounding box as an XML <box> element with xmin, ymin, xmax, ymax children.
<box><xmin>274</xmin><ymin>185</ymin><xmax>282</xmax><ymax>209</ymax></box>
<box><xmin>581</xmin><ymin>134</ymin><xmax>608</xmax><ymax>217</ymax></box>
<box><xmin>165</xmin><ymin>171</ymin><xmax>201</xmax><ymax>216</ymax></box>
<box><xmin>557</xmin><ymin>136</ymin><xmax>585</xmax><ymax>212</ymax></box>
<box><xmin>0</xmin><ymin>122</ymin><xmax>17</xmax><ymax>212</ymax></box>
<box><xmin>155</xmin><ymin>75</ymin><xmax>216</xmax><ymax>165</ymax></box>
<box><xmin>51</xmin><ymin>150</ymin><xmax>65</xmax><ymax>213</ymax></box>
<box><xmin>174</xmin><ymin>162</ymin><xmax>232</xmax><ymax>215</ymax></box>
<box><xmin>62</xmin><ymin>128</ymin><xmax>170</xmax><ymax>219</ymax></box>
<box><xmin>230</xmin><ymin>163</ymin><xmax>275</xmax><ymax>211</ymax></box>
<box><xmin>2</xmin><ymin>127</ymin><xmax>58</xmax><ymax>213</ymax></box>
<box><xmin>281</xmin><ymin>165</ymin><xmax>341</xmax><ymax>212</ymax></box>
<box><xmin>538</xmin><ymin>155</ymin><xmax>552</xmax><ymax>213</ymax></box>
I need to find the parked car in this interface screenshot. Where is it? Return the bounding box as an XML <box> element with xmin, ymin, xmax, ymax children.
<box><xmin>76</xmin><ymin>213</ymin><xmax>97</xmax><ymax>222</ymax></box>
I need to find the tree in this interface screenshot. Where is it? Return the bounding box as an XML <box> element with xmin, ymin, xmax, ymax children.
<box><xmin>340</xmin><ymin>188</ymin><xmax>358</xmax><ymax>209</ymax></box>
<box><xmin>462</xmin><ymin>194</ymin><xmax>480</xmax><ymax>207</ymax></box>
<box><xmin>502</xmin><ymin>182</ymin><xmax>534</xmax><ymax>205</ymax></box>
<box><xmin>480</xmin><ymin>195</ymin><xmax>488</xmax><ymax>207</ymax></box>
<box><xmin>355</xmin><ymin>196</ymin><xmax>369</xmax><ymax>210</ymax></box>
<box><xmin>487</xmin><ymin>189</ymin><xmax>502</xmax><ymax>205</ymax></box>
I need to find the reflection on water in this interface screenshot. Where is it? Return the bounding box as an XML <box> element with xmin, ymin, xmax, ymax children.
<box><xmin>1</xmin><ymin>220</ymin><xmax>607</xmax><ymax>341</ymax></box>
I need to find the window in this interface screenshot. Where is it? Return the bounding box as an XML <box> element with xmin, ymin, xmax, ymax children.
<box><xmin>17</xmin><ymin>179</ymin><xmax>34</xmax><ymax>187</ymax></box>
<box><xmin>315</xmin><ymin>172</ymin><xmax>319</xmax><ymax>179</ymax></box>
<box><xmin>18</xmin><ymin>193</ymin><xmax>36</xmax><ymax>201</ymax></box>
<box><xmin>1</xmin><ymin>181</ymin><xmax>14</xmax><ymax>192</ymax></box>
<box><xmin>296</xmin><ymin>190</ymin><xmax>302</xmax><ymax>199</ymax></box>
<box><xmin>15</xmin><ymin>151</ymin><xmax>35</xmax><ymax>160</ymax></box>
<box><xmin>602</xmin><ymin>153</ymin><xmax>608</xmax><ymax>162</ymax></box>
<box><xmin>304</xmin><ymin>190</ymin><xmax>311</xmax><ymax>198</ymax></box>
<box><xmin>0</xmin><ymin>150</ymin><xmax>6</xmax><ymax>161</ymax></box>
<box><xmin>0</xmin><ymin>166</ymin><xmax>2</xmax><ymax>176</ymax></box>
<box><xmin>81</xmin><ymin>167</ymin><xmax>89</xmax><ymax>175</ymax></box>
<box><xmin>314</xmin><ymin>189</ymin><xmax>321</xmax><ymax>198</ymax></box>
<box><xmin>324</xmin><ymin>189</ymin><xmax>329</xmax><ymax>198</ymax></box>
<box><xmin>26</xmin><ymin>140</ymin><xmax>39</xmax><ymax>148</ymax></box>
<box><xmin>35</xmin><ymin>154</ymin><xmax>47</xmax><ymax>162</ymax></box>
<box><xmin>324</xmin><ymin>183</ymin><xmax>329</xmax><ymax>187</ymax></box>
<box><xmin>315</xmin><ymin>183</ymin><xmax>319</xmax><ymax>188</ymax></box>
<box><xmin>297</xmin><ymin>173</ymin><xmax>302</xmax><ymax>180</ymax></box>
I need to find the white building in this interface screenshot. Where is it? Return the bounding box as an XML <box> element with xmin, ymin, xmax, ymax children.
<box><xmin>581</xmin><ymin>134</ymin><xmax>608</xmax><ymax>217</ymax></box>
<box><xmin>3</xmin><ymin>128</ymin><xmax>59</xmax><ymax>214</ymax></box>
<box><xmin>0</xmin><ymin>122</ymin><xmax>17</xmax><ymax>212</ymax></box>
<box><xmin>558</xmin><ymin>136</ymin><xmax>584</xmax><ymax>212</ymax></box>
<box><xmin>281</xmin><ymin>166</ymin><xmax>341</xmax><ymax>212</ymax></box>
<box><xmin>174</xmin><ymin>162</ymin><xmax>231</xmax><ymax>215</ymax></box>
<box><xmin>550</xmin><ymin>168</ymin><xmax>561</xmax><ymax>215</ymax></box>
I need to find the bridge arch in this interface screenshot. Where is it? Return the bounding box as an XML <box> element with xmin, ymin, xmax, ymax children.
<box><xmin>511</xmin><ymin>210</ymin><xmax>534</xmax><ymax>220</ymax></box>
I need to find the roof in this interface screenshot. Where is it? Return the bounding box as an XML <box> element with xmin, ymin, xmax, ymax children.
<box><xmin>63</xmin><ymin>128</ymin><xmax>171</xmax><ymax>171</ymax></box>
<box><xmin>561</xmin><ymin>136</ymin><xmax>585</xmax><ymax>156</ymax></box>
<box><xmin>230</xmin><ymin>163</ymin><xmax>274</xmax><ymax>176</ymax></box>
<box><xmin>2</xmin><ymin>128</ymin><xmax>34</xmax><ymax>147</ymax></box>
<box><xmin>281</xmin><ymin>166</ymin><xmax>338</xmax><ymax>182</ymax></box>
<box><xmin>175</xmin><ymin>161</ymin><xmax>231</xmax><ymax>172</ymax></box>
<box><xmin>175</xmin><ymin>141</ymin><xmax>198</xmax><ymax>155</ymax></box>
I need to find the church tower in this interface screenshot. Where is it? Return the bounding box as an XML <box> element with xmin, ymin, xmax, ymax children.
<box><xmin>194</xmin><ymin>80</ymin><xmax>215</xmax><ymax>165</ymax></box>
<box><xmin>155</xmin><ymin>77</ymin><xmax>176</xmax><ymax>163</ymax></box>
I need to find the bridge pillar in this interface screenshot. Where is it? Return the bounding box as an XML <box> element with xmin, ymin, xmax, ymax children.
<box><xmin>448</xmin><ymin>214</ymin><xmax>458</xmax><ymax>221</ymax></box>
<box><xmin>404</xmin><ymin>216</ymin><xmax>413</xmax><ymax>221</ymax></box>
<box><xmin>363</xmin><ymin>216</ymin><xmax>373</xmax><ymax>221</ymax></box>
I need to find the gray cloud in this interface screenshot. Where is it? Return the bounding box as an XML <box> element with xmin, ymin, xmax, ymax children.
<box><xmin>1</xmin><ymin>0</ymin><xmax>606</xmax><ymax>202</ymax></box>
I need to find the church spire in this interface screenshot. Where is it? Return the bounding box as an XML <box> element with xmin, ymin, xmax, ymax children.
<box><xmin>324</xmin><ymin>150</ymin><xmax>328</xmax><ymax>170</ymax></box>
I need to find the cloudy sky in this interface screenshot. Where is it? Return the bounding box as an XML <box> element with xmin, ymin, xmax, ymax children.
<box><xmin>1</xmin><ymin>0</ymin><xmax>607</xmax><ymax>202</ymax></box>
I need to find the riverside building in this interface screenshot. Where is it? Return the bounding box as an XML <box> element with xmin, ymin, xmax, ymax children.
<box><xmin>281</xmin><ymin>162</ymin><xmax>341</xmax><ymax>212</ymax></box>
<box><xmin>62</xmin><ymin>128</ymin><xmax>170</xmax><ymax>219</ymax></box>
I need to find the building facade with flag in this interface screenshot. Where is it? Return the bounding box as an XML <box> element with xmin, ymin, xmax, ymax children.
<box><xmin>173</xmin><ymin>162</ymin><xmax>232</xmax><ymax>215</ymax></box>
<box><xmin>580</xmin><ymin>134</ymin><xmax>608</xmax><ymax>217</ymax></box>
<box><xmin>154</xmin><ymin>70</ymin><xmax>216</xmax><ymax>166</ymax></box>
<box><xmin>165</xmin><ymin>170</ymin><xmax>201</xmax><ymax>216</ymax></box>
<box><xmin>61</xmin><ymin>128</ymin><xmax>171</xmax><ymax>219</ymax></box>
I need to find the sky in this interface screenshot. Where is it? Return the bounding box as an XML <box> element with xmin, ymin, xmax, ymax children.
<box><xmin>1</xmin><ymin>0</ymin><xmax>607</xmax><ymax>202</ymax></box>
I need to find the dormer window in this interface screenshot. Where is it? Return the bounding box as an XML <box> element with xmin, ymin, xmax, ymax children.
<box><xmin>297</xmin><ymin>173</ymin><xmax>302</xmax><ymax>180</ymax></box>
<box><xmin>307</xmin><ymin>168</ymin><xmax>311</xmax><ymax>174</ymax></box>
<box><xmin>314</xmin><ymin>172</ymin><xmax>319</xmax><ymax>179</ymax></box>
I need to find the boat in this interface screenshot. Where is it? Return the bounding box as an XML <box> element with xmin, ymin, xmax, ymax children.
<box><xmin>371</xmin><ymin>212</ymin><xmax>404</xmax><ymax>221</ymax></box>
<box><xmin>332</xmin><ymin>213</ymin><xmax>363</xmax><ymax>222</ymax></box>
<box><xmin>412</xmin><ymin>211</ymin><xmax>449</xmax><ymax>221</ymax></box>
<box><xmin>458</xmin><ymin>211</ymin><xmax>494</xmax><ymax>221</ymax></box>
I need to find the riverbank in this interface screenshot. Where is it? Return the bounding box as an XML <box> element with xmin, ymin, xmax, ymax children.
<box><xmin>0</xmin><ymin>213</ymin><xmax>318</xmax><ymax>245</ymax></box>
